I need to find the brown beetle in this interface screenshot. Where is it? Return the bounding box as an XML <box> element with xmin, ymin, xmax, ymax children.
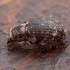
<box><xmin>7</xmin><ymin>17</ymin><xmax>66</xmax><ymax>51</ymax></box>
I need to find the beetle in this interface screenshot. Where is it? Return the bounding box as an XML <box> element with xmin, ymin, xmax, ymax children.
<box><xmin>7</xmin><ymin>17</ymin><xmax>67</xmax><ymax>52</ymax></box>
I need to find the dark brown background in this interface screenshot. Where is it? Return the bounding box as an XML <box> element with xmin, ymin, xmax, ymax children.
<box><xmin>0</xmin><ymin>0</ymin><xmax>70</xmax><ymax>70</ymax></box>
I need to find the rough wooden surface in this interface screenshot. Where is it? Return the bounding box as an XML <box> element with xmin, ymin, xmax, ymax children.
<box><xmin>0</xmin><ymin>0</ymin><xmax>70</xmax><ymax>70</ymax></box>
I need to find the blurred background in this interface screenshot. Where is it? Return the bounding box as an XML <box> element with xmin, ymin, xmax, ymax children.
<box><xmin>0</xmin><ymin>0</ymin><xmax>70</xmax><ymax>70</ymax></box>
<box><xmin>0</xmin><ymin>0</ymin><xmax>70</xmax><ymax>33</ymax></box>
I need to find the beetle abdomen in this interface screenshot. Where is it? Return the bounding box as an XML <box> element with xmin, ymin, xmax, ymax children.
<box><xmin>26</xmin><ymin>17</ymin><xmax>66</xmax><ymax>49</ymax></box>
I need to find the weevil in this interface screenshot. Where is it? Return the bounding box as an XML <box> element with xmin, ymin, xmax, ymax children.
<box><xmin>7</xmin><ymin>17</ymin><xmax>67</xmax><ymax>51</ymax></box>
